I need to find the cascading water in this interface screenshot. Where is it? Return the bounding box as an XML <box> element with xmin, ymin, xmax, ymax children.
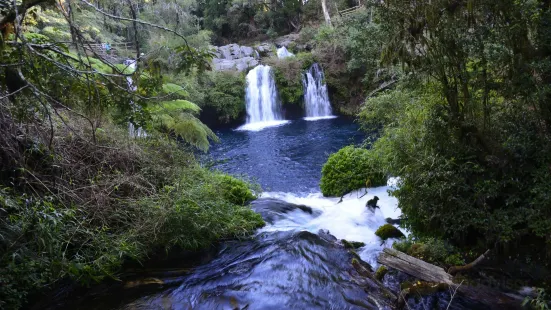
<box><xmin>302</xmin><ymin>63</ymin><xmax>336</xmax><ymax>121</ymax></box>
<box><xmin>125</xmin><ymin>59</ymin><xmax>147</xmax><ymax>138</ymax></box>
<box><xmin>276</xmin><ymin>46</ymin><xmax>294</xmax><ymax>58</ymax></box>
<box><xmin>238</xmin><ymin>65</ymin><xmax>289</xmax><ymax>131</ymax></box>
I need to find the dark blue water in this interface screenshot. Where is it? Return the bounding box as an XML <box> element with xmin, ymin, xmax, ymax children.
<box><xmin>208</xmin><ymin>117</ymin><xmax>363</xmax><ymax>193</ymax></box>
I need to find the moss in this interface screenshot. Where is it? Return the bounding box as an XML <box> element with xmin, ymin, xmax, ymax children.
<box><xmin>375</xmin><ymin>266</ymin><xmax>388</xmax><ymax>281</ymax></box>
<box><xmin>342</xmin><ymin>239</ymin><xmax>366</xmax><ymax>249</ymax></box>
<box><xmin>320</xmin><ymin>146</ymin><xmax>387</xmax><ymax>197</ymax></box>
<box><xmin>375</xmin><ymin>224</ymin><xmax>405</xmax><ymax>240</ymax></box>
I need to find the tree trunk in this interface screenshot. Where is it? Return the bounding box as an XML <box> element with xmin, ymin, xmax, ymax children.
<box><xmin>321</xmin><ymin>0</ymin><xmax>332</xmax><ymax>26</ymax></box>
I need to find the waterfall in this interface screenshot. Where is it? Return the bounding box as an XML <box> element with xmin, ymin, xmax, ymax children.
<box><xmin>302</xmin><ymin>63</ymin><xmax>336</xmax><ymax>121</ymax></box>
<box><xmin>238</xmin><ymin>65</ymin><xmax>289</xmax><ymax>131</ymax></box>
<box><xmin>125</xmin><ymin>59</ymin><xmax>147</xmax><ymax>137</ymax></box>
<box><xmin>277</xmin><ymin>46</ymin><xmax>294</xmax><ymax>59</ymax></box>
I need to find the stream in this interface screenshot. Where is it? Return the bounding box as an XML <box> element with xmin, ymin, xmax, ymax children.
<box><xmin>47</xmin><ymin>118</ymin><xmax>493</xmax><ymax>310</ymax></box>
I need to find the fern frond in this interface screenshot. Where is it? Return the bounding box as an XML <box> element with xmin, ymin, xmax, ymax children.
<box><xmin>162</xmin><ymin>83</ymin><xmax>189</xmax><ymax>97</ymax></box>
<box><xmin>171</xmin><ymin>114</ymin><xmax>219</xmax><ymax>152</ymax></box>
<box><xmin>151</xmin><ymin>100</ymin><xmax>202</xmax><ymax>114</ymax></box>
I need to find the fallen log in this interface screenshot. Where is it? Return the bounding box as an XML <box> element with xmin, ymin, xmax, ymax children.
<box><xmin>378</xmin><ymin>248</ymin><xmax>522</xmax><ymax>309</ymax></box>
<box><xmin>448</xmin><ymin>249</ymin><xmax>490</xmax><ymax>275</ymax></box>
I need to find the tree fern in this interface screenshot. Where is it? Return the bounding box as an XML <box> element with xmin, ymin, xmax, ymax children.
<box><xmin>149</xmin><ymin>100</ymin><xmax>218</xmax><ymax>152</ymax></box>
<box><xmin>162</xmin><ymin>83</ymin><xmax>189</xmax><ymax>97</ymax></box>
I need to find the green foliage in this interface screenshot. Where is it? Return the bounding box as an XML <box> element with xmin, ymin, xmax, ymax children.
<box><xmin>267</xmin><ymin>53</ymin><xmax>315</xmax><ymax>106</ymax></box>
<box><xmin>214</xmin><ymin>174</ymin><xmax>257</xmax><ymax>205</ymax></box>
<box><xmin>175</xmin><ymin>71</ymin><xmax>246</xmax><ymax>125</ymax></box>
<box><xmin>523</xmin><ymin>289</ymin><xmax>550</xmax><ymax>310</ymax></box>
<box><xmin>374</xmin><ymin>224</ymin><xmax>404</xmax><ymax>240</ymax></box>
<box><xmin>393</xmin><ymin>237</ymin><xmax>466</xmax><ymax>268</ymax></box>
<box><xmin>320</xmin><ymin>146</ymin><xmax>387</xmax><ymax>197</ymax></box>
<box><xmin>0</xmin><ymin>123</ymin><xmax>263</xmax><ymax>309</ymax></box>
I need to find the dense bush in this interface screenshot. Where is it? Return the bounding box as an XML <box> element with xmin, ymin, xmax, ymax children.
<box><xmin>0</xmin><ymin>119</ymin><xmax>263</xmax><ymax>309</ymax></box>
<box><xmin>393</xmin><ymin>237</ymin><xmax>465</xmax><ymax>268</ymax></box>
<box><xmin>266</xmin><ymin>53</ymin><xmax>315</xmax><ymax>106</ymax></box>
<box><xmin>175</xmin><ymin>71</ymin><xmax>247</xmax><ymax>126</ymax></box>
<box><xmin>320</xmin><ymin>145</ymin><xmax>387</xmax><ymax>197</ymax></box>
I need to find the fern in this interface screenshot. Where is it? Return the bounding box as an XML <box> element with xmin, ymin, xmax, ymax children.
<box><xmin>155</xmin><ymin>100</ymin><xmax>201</xmax><ymax>114</ymax></box>
<box><xmin>172</xmin><ymin>114</ymin><xmax>219</xmax><ymax>152</ymax></box>
<box><xmin>149</xmin><ymin>100</ymin><xmax>218</xmax><ymax>152</ymax></box>
<box><xmin>162</xmin><ymin>83</ymin><xmax>189</xmax><ymax>97</ymax></box>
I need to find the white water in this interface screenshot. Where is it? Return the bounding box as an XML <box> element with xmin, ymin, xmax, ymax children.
<box><xmin>238</xmin><ymin>65</ymin><xmax>289</xmax><ymax>131</ymax></box>
<box><xmin>303</xmin><ymin>63</ymin><xmax>335</xmax><ymax>119</ymax></box>
<box><xmin>124</xmin><ymin>59</ymin><xmax>147</xmax><ymax>138</ymax></box>
<box><xmin>277</xmin><ymin>46</ymin><xmax>295</xmax><ymax>58</ymax></box>
<box><xmin>258</xmin><ymin>178</ymin><xmax>406</xmax><ymax>268</ymax></box>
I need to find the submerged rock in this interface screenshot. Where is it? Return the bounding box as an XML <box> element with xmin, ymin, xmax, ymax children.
<box><xmin>250</xmin><ymin>198</ymin><xmax>321</xmax><ymax>224</ymax></box>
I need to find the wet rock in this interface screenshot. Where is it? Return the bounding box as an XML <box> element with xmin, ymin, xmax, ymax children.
<box><xmin>385</xmin><ymin>217</ymin><xmax>402</xmax><ymax>225</ymax></box>
<box><xmin>250</xmin><ymin>198</ymin><xmax>321</xmax><ymax>224</ymax></box>
<box><xmin>255</xmin><ymin>42</ymin><xmax>275</xmax><ymax>57</ymax></box>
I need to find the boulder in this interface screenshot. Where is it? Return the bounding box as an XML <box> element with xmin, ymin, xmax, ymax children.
<box><xmin>375</xmin><ymin>224</ymin><xmax>405</xmax><ymax>240</ymax></box>
<box><xmin>241</xmin><ymin>46</ymin><xmax>254</xmax><ymax>57</ymax></box>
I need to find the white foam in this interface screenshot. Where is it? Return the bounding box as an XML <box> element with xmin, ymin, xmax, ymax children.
<box><xmin>258</xmin><ymin>178</ymin><xmax>407</xmax><ymax>267</ymax></box>
<box><xmin>303</xmin><ymin>116</ymin><xmax>338</xmax><ymax>121</ymax></box>
<box><xmin>236</xmin><ymin>120</ymin><xmax>291</xmax><ymax>131</ymax></box>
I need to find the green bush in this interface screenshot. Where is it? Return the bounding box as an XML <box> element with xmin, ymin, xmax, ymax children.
<box><xmin>392</xmin><ymin>237</ymin><xmax>465</xmax><ymax>268</ymax></box>
<box><xmin>375</xmin><ymin>224</ymin><xmax>405</xmax><ymax>240</ymax></box>
<box><xmin>266</xmin><ymin>53</ymin><xmax>315</xmax><ymax>106</ymax></box>
<box><xmin>320</xmin><ymin>145</ymin><xmax>387</xmax><ymax>197</ymax></box>
<box><xmin>0</xmin><ymin>122</ymin><xmax>263</xmax><ymax>309</ymax></box>
<box><xmin>214</xmin><ymin>174</ymin><xmax>257</xmax><ymax>206</ymax></box>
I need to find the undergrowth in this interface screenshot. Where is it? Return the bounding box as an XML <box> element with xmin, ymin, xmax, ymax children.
<box><xmin>0</xmin><ymin>113</ymin><xmax>263</xmax><ymax>309</ymax></box>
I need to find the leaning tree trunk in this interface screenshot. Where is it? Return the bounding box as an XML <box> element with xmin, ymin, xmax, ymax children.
<box><xmin>321</xmin><ymin>0</ymin><xmax>332</xmax><ymax>26</ymax></box>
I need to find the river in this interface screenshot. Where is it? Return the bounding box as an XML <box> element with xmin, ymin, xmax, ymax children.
<box><xmin>50</xmin><ymin>118</ymin><xmax>486</xmax><ymax>310</ymax></box>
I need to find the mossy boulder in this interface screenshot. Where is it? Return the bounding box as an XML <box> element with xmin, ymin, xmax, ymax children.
<box><xmin>342</xmin><ymin>239</ymin><xmax>366</xmax><ymax>249</ymax></box>
<box><xmin>375</xmin><ymin>224</ymin><xmax>405</xmax><ymax>240</ymax></box>
<box><xmin>320</xmin><ymin>146</ymin><xmax>387</xmax><ymax>197</ymax></box>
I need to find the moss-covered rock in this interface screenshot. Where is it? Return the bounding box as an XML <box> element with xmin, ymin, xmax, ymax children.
<box><xmin>320</xmin><ymin>146</ymin><xmax>387</xmax><ymax>197</ymax></box>
<box><xmin>375</xmin><ymin>224</ymin><xmax>405</xmax><ymax>240</ymax></box>
<box><xmin>342</xmin><ymin>239</ymin><xmax>366</xmax><ymax>249</ymax></box>
<box><xmin>375</xmin><ymin>266</ymin><xmax>388</xmax><ymax>281</ymax></box>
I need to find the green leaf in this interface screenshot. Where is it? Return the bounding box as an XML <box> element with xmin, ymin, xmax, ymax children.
<box><xmin>162</xmin><ymin>83</ymin><xmax>189</xmax><ymax>97</ymax></box>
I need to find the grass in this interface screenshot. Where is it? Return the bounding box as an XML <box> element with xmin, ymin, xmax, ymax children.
<box><xmin>0</xmin><ymin>114</ymin><xmax>263</xmax><ymax>309</ymax></box>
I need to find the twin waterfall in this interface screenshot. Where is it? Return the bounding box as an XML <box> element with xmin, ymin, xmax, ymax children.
<box><xmin>239</xmin><ymin>51</ymin><xmax>334</xmax><ymax>131</ymax></box>
<box><xmin>302</xmin><ymin>63</ymin><xmax>334</xmax><ymax>120</ymax></box>
<box><xmin>239</xmin><ymin>65</ymin><xmax>288</xmax><ymax>131</ymax></box>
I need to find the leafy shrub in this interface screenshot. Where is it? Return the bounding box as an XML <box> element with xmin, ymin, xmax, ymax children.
<box><xmin>266</xmin><ymin>53</ymin><xmax>315</xmax><ymax>106</ymax></box>
<box><xmin>375</xmin><ymin>224</ymin><xmax>405</xmax><ymax>240</ymax></box>
<box><xmin>214</xmin><ymin>174</ymin><xmax>257</xmax><ymax>206</ymax></box>
<box><xmin>392</xmin><ymin>237</ymin><xmax>465</xmax><ymax>268</ymax></box>
<box><xmin>0</xmin><ymin>119</ymin><xmax>263</xmax><ymax>309</ymax></box>
<box><xmin>320</xmin><ymin>145</ymin><xmax>387</xmax><ymax>197</ymax></box>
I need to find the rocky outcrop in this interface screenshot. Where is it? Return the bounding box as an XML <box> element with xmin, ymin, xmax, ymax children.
<box><xmin>212</xmin><ymin>43</ymin><xmax>277</xmax><ymax>72</ymax></box>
